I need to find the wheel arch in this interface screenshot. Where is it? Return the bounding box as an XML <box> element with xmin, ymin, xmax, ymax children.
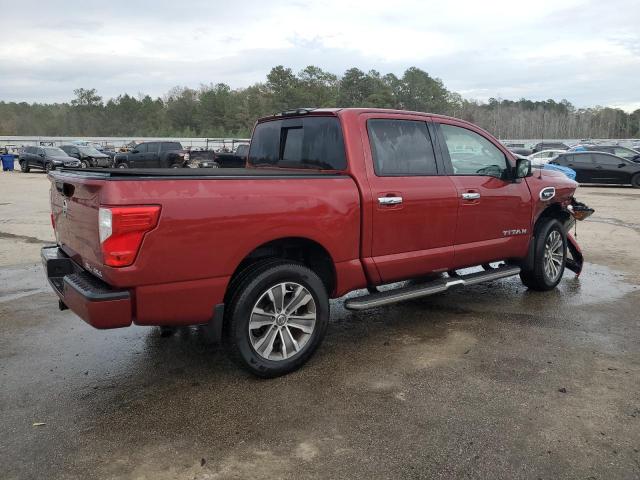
<box><xmin>226</xmin><ymin>237</ymin><xmax>337</xmax><ymax>301</ymax></box>
<box><xmin>522</xmin><ymin>203</ymin><xmax>570</xmax><ymax>271</ymax></box>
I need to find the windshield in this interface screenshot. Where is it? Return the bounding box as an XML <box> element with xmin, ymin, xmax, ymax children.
<box><xmin>43</xmin><ymin>147</ymin><xmax>67</xmax><ymax>156</ymax></box>
<box><xmin>78</xmin><ymin>146</ymin><xmax>103</xmax><ymax>156</ymax></box>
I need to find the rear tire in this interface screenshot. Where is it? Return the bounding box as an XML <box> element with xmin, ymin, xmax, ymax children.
<box><xmin>45</xmin><ymin>162</ymin><xmax>54</xmax><ymax>173</ymax></box>
<box><xmin>224</xmin><ymin>261</ymin><xmax>329</xmax><ymax>378</ymax></box>
<box><xmin>631</xmin><ymin>173</ymin><xmax>640</xmax><ymax>189</ymax></box>
<box><xmin>20</xmin><ymin>160</ymin><xmax>30</xmax><ymax>173</ymax></box>
<box><xmin>520</xmin><ymin>219</ymin><xmax>567</xmax><ymax>291</ymax></box>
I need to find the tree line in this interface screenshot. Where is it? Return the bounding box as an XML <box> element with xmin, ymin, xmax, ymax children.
<box><xmin>1</xmin><ymin>65</ymin><xmax>639</xmax><ymax>140</ymax></box>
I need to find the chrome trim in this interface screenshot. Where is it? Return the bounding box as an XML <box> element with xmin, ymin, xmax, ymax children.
<box><xmin>539</xmin><ymin>187</ymin><xmax>556</xmax><ymax>201</ymax></box>
<box><xmin>461</xmin><ymin>192</ymin><xmax>481</xmax><ymax>200</ymax></box>
<box><xmin>344</xmin><ymin>265</ymin><xmax>521</xmax><ymax>311</ymax></box>
<box><xmin>378</xmin><ymin>196</ymin><xmax>403</xmax><ymax>205</ymax></box>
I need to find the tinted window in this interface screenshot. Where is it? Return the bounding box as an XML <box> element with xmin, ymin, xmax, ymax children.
<box><xmin>248</xmin><ymin>117</ymin><xmax>347</xmax><ymax>170</ymax></box>
<box><xmin>613</xmin><ymin>147</ymin><xmax>635</xmax><ymax>159</ymax></box>
<box><xmin>146</xmin><ymin>142</ymin><xmax>161</xmax><ymax>153</ymax></box>
<box><xmin>134</xmin><ymin>143</ymin><xmax>148</xmax><ymax>153</ymax></box>
<box><xmin>162</xmin><ymin>142</ymin><xmax>182</xmax><ymax>151</ymax></box>
<box><xmin>25</xmin><ymin>147</ymin><xmax>35</xmax><ymax>154</ymax></box>
<box><xmin>43</xmin><ymin>147</ymin><xmax>67</xmax><ymax>156</ymax></box>
<box><xmin>440</xmin><ymin>124</ymin><xmax>508</xmax><ymax>178</ymax></box>
<box><xmin>593</xmin><ymin>154</ymin><xmax>624</xmax><ymax>166</ymax></box>
<box><xmin>571</xmin><ymin>154</ymin><xmax>593</xmax><ymax>164</ymax></box>
<box><xmin>367</xmin><ymin>119</ymin><xmax>437</xmax><ymax>176</ymax></box>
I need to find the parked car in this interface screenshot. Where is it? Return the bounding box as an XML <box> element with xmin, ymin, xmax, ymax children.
<box><xmin>112</xmin><ymin>141</ymin><xmax>198</xmax><ymax>168</ymax></box>
<box><xmin>94</xmin><ymin>144</ymin><xmax>118</xmax><ymax>160</ymax></box>
<box><xmin>568</xmin><ymin>144</ymin><xmax>640</xmax><ymax>163</ymax></box>
<box><xmin>508</xmin><ymin>147</ymin><xmax>533</xmax><ymax>157</ymax></box>
<box><xmin>550</xmin><ymin>151</ymin><xmax>640</xmax><ymax>187</ymax></box>
<box><xmin>61</xmin><ymin>145</ymin><xmax>111</xmax><ymax>168</ymax></box>
<box><xmin>542</xmin><ymin>163</ymin><xmax>576</xmax><ymax>180</ymax></box>
<box><xmin>532</xmin><ymin>142</ymin><xmax>569</xmax><ymax>153</ymax></box>
<box><xmin>42</xmin><ymin>108</ymin><xmax>592</xmax><ymax>377</ymax></box>
<box><xmin>528</xmin><ymin>149</ymin><xmax>565</xmax><ymax>166</ymax></box>
<box><xmin>18</xmin><ymin>146</ymin><xmax>80</xmax><ymax>172</ymax></box>
<box><xmin>210</xmin><ymin>143</ymin><xmax>249</xmax><ymax>168</ymax></box>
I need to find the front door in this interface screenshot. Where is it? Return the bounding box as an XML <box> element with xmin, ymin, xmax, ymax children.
<box><xmin>363</xmin><ymin>115</ymin><xmax>458</xmax><ymax>283</ymax></box>
<box><xmin>436</xmin><ymin>122</ymin><xmax>532</xmax><ymax>268</ymax></box>
<box><xmin>128</xmin><ymin>143</ymin><xmax>147</xmax><ymax>167</ymax></box>
<box><xmin>562</xmin><ymin>153</ymin><xmax>594</xmax><ymax>183</ymax></box>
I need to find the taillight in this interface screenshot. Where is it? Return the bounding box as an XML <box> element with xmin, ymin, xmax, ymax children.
<box><xmin>98</xmin><ymin>205</ymin><xmax>161</xmax><ymax>267</ymax></box>
<box><xmin>50</xmin><ymin>212</ymin><xmax>55</xmax><ymax>231</ymax></box>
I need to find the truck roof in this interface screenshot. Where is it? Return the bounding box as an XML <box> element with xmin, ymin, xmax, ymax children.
<box><xmin>257</xmin><ymin>107</ymin><xmax>471</xmax><ymax>126</ymax></box>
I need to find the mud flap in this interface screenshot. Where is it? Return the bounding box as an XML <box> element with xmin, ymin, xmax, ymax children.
<box><xmin>565</xmin><ymin>233</ymin><xmax>583</xmax><ymax>276</ymax></box>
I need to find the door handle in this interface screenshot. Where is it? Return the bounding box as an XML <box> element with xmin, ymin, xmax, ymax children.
<box><xmin>461</xmin><ymin>192</ymin><xmax>481</xmax><ymax>200</ymax></box>
<box><xmin>378</xmin><ymin>196</ymin><xmax>403</xmax><ymax>205</ymax></box>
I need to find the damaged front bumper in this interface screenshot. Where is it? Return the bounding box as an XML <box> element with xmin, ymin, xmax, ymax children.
<box><xmin>563</xmin><ymin>199</ymin><xmax>594</xmax><ymax>276</ymax></box>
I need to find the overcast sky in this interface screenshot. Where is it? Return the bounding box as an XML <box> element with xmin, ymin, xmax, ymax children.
<box><xmin>0</xmin><ymin>0</ymin><xmax>638</xmax><ymax>111</ymax></box>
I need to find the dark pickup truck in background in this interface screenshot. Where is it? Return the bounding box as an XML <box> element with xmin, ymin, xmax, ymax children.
<box><xmin>42</xmin><ymin>108</ymin><xmax>593</xmax><ymax>377</ymax></box>
<box><xmin>113</xmin><ymin>141</ymin><xmax>198</xmax><ymax>168</ymax></box>
<box><xmin>112</xmin><ymin>140</ymin><xmax>248</xmax><ymax>169</ymax></box>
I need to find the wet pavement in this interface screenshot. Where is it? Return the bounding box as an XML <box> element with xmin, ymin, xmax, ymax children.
<box><xmin>1</xmin><ymin>263</ymin><xmax>639</xmax><ymax>479</ymax></box>
<box><xmin>1</xmin><ymin>180</ymin><xmax>640</xmax><ymax>479</ymax></box>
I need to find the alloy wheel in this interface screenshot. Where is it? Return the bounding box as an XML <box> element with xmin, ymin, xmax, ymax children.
<box><xmin>543</xmin><ymin>230</ymin><xmax>563</xmax><ymax>282</ymax></box>
<box><xmin>248</xmin><ymin>282</ymin><xmax>316</xmax><ymax>361</ymax></box>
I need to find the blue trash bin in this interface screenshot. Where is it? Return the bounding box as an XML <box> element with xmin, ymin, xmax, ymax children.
<box><xmin>1</xmin><ymin>154</ymin><xmax>15</xmax><ymax>171</ymax></box>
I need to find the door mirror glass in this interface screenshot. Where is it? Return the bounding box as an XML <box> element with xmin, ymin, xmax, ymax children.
<box><xmin>515</xmin><ymin>158</ymin><xmax>531</xmax><ymax>178</ymax></box>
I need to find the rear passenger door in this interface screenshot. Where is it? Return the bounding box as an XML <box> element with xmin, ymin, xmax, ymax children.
<box><xmin>435</xmin><ymin>122</ymin><xmax>532</xmax><ymax>267</ymax></box>
<box><xmin>144</xmin><ymin>142</ymin><xmax>161</xmax><ymax>167</ymax></box>
<box><xmin>362</xmin><ymin>114</ymin><xmax>458</xmax><ymax>283</ymax></box>
<box><xmin>591</xmin><ymin>153</ymin><xmax>629</xmax><ymax>183</ymax></box>
<box><xmin>35</xmin><ymin>148</ymin><xmax>46</xmax><ymax>168</ymax></box>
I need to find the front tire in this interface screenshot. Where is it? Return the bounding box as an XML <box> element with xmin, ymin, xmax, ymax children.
<box><xmin>224</xmin><ymin>261</ymin><xmax>329</xmax><ymax>378</ymax></box>
<box><xmin>631</xmin><ymin>173</ymin><xmax>640</xmax><ymax>189</ymax></box>
<box><xmin>45</xmin><ymin>162</ymin><xmax>54</xmax><ymax>173</ymax></box>
<box><xmin>80</xmin><ymin>159</ymin><xmax>89</xmax><ymax>168</ymax></box>
<box><xmin>20</xmin><ymin>160</ymin><xmax>30</xmax><ymax>173</ymax></box>
<box><xmin>520</xmin><ymin>219</ymin><xmax>567</xmax><ymax>291</ymax></box>
<box><xmin>117</xmin><ymin>162</ymin><xmax>128</xmax><ymax>168</ymax></box>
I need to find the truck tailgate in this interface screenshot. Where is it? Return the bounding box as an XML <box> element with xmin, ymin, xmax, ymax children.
<box><xmin>50</xmin><ymin>173</ymin><xmax>103</xmax><ymax>270</ymax></box>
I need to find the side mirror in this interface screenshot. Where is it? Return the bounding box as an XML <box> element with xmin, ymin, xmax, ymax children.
<box><xmin>39</xmin><ymin>153</ymin><xmax>45</xmax><ymax>157</ymax></box>
<box><xmin>618</xmin><ymin>163</ymin><xmax>626</xmax><ymax>168</ymax></box>
<box><xmin>515</xmin><ymin>158</ymin><xmax>532</xmax><ymax>178</ymax></box>
<box><xmin>131</xmin><ymin>150</ymin><xmax>139</xmax><ymax>154</ymax></box>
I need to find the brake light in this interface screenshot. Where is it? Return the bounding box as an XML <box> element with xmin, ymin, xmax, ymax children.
<box><xmin>50</xmin><ymin>212</ymin><xmax>55</xmax><ymax>231</ymax></box>
<box><xmin>98</xmin><ymin>205</ymin><xmax>161</xmax><ymax>267</ymax></box>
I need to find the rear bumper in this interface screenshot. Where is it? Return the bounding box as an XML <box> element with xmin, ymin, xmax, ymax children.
<box><xmin>41</xmin><ymin>246</ymin><xmax>132</xmax><ymax>329</ymax></box>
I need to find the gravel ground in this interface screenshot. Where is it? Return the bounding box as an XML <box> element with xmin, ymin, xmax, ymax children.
<box><xmin>1</xmin><ymin>170</ymin><xmax>639</xmax><ymax>479</ymax></box>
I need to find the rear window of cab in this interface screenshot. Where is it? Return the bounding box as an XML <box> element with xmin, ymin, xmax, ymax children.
<box><xmin>248</xmin><ymin>117</ymin><xmax>347</xmax><ymax>170</ymax></box>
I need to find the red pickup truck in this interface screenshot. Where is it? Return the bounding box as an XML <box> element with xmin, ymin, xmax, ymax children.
<box><xmin>42</xmin><ymin>108</ymin><xmax>592</xmax><ymax>377</ymax></box>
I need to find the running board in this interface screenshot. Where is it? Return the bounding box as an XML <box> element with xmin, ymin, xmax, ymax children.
<box><xmin>344</xmin><ymin>265</ymin><xmax>521</xmax><ymax>311</ymax></box>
